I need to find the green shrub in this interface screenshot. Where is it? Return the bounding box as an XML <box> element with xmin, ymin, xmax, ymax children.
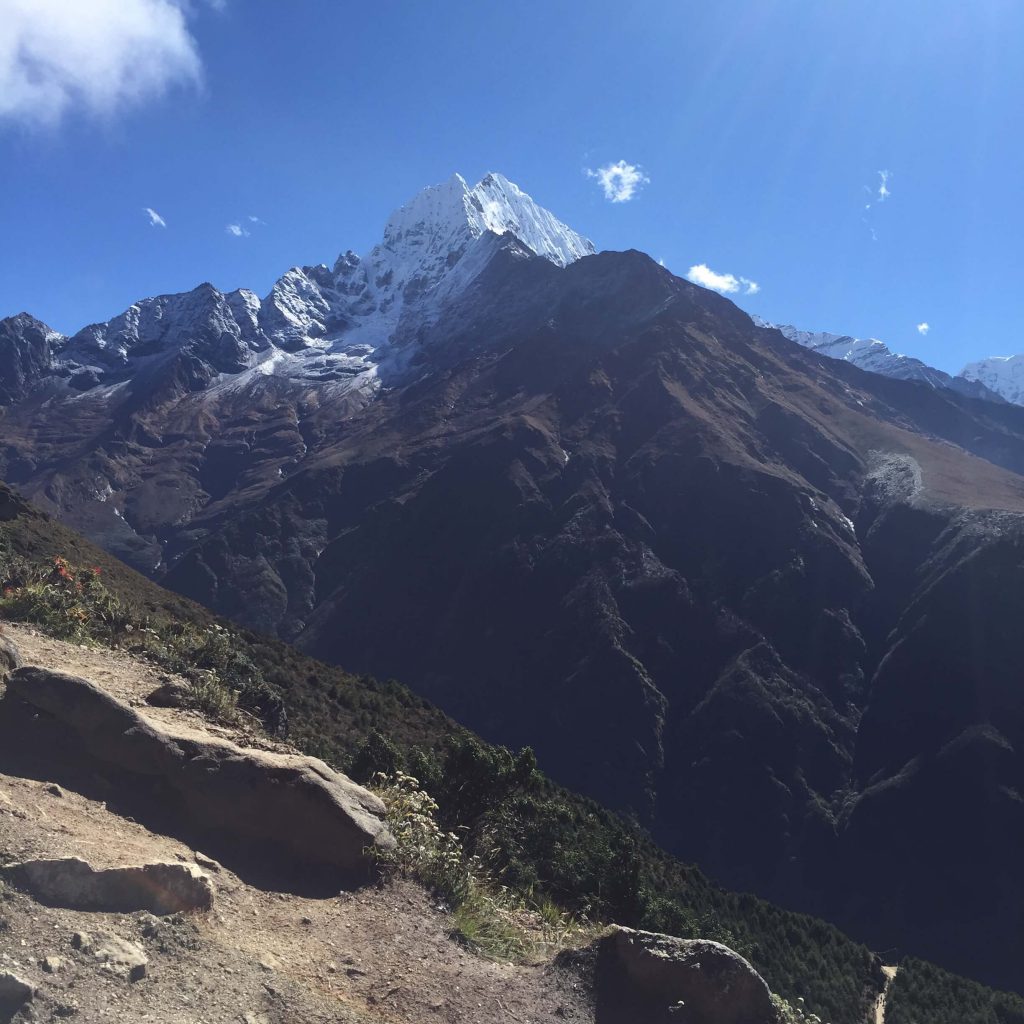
<box><xmin>370</xmin><ymin>771</ymin><xmax>586</xmax><ymax>962</ymax></box>
<box><xmin>0</xmin><ymin>549</ymin><xmax>262</xmax><ymax>727</ymax></box>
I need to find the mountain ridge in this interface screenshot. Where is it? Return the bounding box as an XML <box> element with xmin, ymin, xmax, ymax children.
<box><xmin>751</xmin><ymin>315</ymin><xmax>1008</xmax><ymax>403</ymax></box>
<box><xmin>0</xmin><ymin>173</ymin><xmax>594</xmax><ymax>411</ymax></box>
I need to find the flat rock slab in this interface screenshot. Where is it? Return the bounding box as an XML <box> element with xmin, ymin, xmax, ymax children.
<box><xmin>597</xmin><ymin>927</ymin><xmax>778</xmax><ymax>1024</ymax></box>
<box><xmin>5</xmin><ymin>666</ymin><xmax>394</xmax><ymax>878</ymax></box>
<box><xmin>2</xmin><ymin>857</ymin><xmax>213</xmax><ymax>915</ymax></box>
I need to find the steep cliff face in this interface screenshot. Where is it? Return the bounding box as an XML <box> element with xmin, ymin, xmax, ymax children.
<box><xmin>0</xmin><ymin>313</ymin><xmax>63</xmax><ymax>404</ymax></box>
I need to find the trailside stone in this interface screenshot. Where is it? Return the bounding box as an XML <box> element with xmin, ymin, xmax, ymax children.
<box><xmin>2</xmin><ymin>857</ymin><xmax>213</xmax><ymax>915</ymax></box>
<box><xmin>6</xmin><ymin>667</ymin><xmax>394</xmax><ymax>877</ymax></box>
<box><xmin>0</xmin><ymin>631</ymin><xmax>20</xmax><ymax>680</ymax></box>
<box><xmin>145</xmin><ymin>678</ymin><xmax>192</xmax><ymax>709</ymax></box>
<box><xmin>597</xmin><ymin>927</ymin><xmax>778</xmax><ymax>1024</ymax></box>
<box><xmin>89</xmin><ymin>931</ymin><xmax>148</xmax><ymax>981</ymax></box>
<box><xmin>0</xmin><ymin>971</ymin><xmax>33</xmax><ymax>1009</ymax></box>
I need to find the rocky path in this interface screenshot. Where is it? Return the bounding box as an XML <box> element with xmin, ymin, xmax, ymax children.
<box><xmin>874</xmin><ymin>965</ymin><xmax>898</xmax><ymax>1024</ymax></box>
<box><xmin>0</xmin><ymin>624</ymin><xmax>593</xmax><ymax>1024</ymax></box>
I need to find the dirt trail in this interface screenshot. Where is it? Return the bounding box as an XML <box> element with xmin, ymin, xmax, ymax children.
<box><xmin>0</xmin><ymin>624</ymin><xmax>593</xmax><ymax>1024</ymax></box>
<box><xmin>874</xmin><ymin>965</ymin><xmax>898</xmax><ymax>1024</ymax></box>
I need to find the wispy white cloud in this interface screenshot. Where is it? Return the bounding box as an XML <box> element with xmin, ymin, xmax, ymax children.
<box><xmin>225</xmin><ymin>223</ymin><xmax>249</xmax><ymax>237</ymax></box>
<box><xmin>585</xmin><ymin>160</ymin><xmax>650</xmax><ymax>203</ymax></box>
<box><xmin>917</xmin><ymin>322</ymin><xmax>930</xmax><ymax>336</ymax></box>
<box><xmin>247</xmin><ymin>214</ymin><xmax>264</xmax><ymax>224</ymax></box>
<box><xmin>864</xmin><ymin>170</ymin><xmax>892</xmax><ymax>211</ymax></box>
<box><xmin>686</xmin><ymin>263</ymin><xmax>760</xmax><ymax>296</ymax></box>
<box><xmin>143</xmin><ymin>206</ymin><xmax>166</xmax><ymax>228</ymax></box>
<box><xmin>0</xmin><ymin>0</ymin><xmax>203</xmax><ymax>128</ymax></box>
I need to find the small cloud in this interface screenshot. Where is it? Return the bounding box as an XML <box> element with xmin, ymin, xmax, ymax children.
<box><xmin>686</xmin><ymin>263</ymin><xmax>760</xmax><ymax>296</ymax></box>
<box><xmin>225</xmin><ymin>223</ymin><xmax>249</xmax><ymax>237</ymax></box>
<box><xmin>585</xmin><ymin>160</ymin><xmax>650</xmax><ymax>203</ymax></box>
<box><xmin>143</xmin><ymin>207</ymin><xmax>166</xmax><ymax>228</ymax></box>
<box><xmin>247</xmin><ymin>214</ymin><xmax>265</xmax><ymax>225</ymax></box>
<box><xmin>917</xmin><ymin>322</ymin><xmax>930</xmax><ymax>336</ymax></box>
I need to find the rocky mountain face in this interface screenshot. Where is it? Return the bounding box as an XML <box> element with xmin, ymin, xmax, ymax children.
<box><xmin>5</xmin><ymin>175</ymin><xmax>1024</xmax><ymax>993</ymax></box>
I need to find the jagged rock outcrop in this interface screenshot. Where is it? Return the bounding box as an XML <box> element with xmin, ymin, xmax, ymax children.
<box><xmin>0</xmin><ymin>312</ymin><xmax>61</xmax><ymax>405</ymax></box>
<box><xmin>2</xmin><ymin>858</ymin><xmax>213</xmax><ymax>915</ymax></box>
<box><xmin>4</xmin><ymin>667</ymin><xmax>394</xmax><ymax>877</ymax></box>
<box><xmin>596</xmin><ymin>927</ymin><xmax>777</xmax><ymax>1024</ymax></box>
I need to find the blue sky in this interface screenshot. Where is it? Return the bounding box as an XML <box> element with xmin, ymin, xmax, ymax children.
<box><xmin>1</xmin><ymin>0</ymin><xmax>1022</xmax><ymax>374</ymax></box>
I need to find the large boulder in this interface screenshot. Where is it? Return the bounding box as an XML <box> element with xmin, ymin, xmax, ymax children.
<box><xmin>2</xmin><ymin>857</ymin><xmax>213</xmax><ymax>915</ymax></box>
<box><xmin>0</xmin><ymin>972</ymin><xmax>33</xmax><ymax>1012</ymax></box>
<box><xmin>596</xmin><ymin>926</ymin><xmax>778</xmax><ymax>1024</ymax></box>
<box><xmin>5</xmin><ymin>667</ymin><xmax>394</xmax><ymax>878</ymax></box>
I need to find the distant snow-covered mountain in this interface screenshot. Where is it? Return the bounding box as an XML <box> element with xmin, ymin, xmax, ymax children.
<box><xmin>751</xmin><ymin>316</ymin><xmax>1005</xmax><ymax>404</ymax></box>
<box><xmin>959</xmin><ymin>354</ymin><xmax>1024</xmax><ymax>405</ymax></box>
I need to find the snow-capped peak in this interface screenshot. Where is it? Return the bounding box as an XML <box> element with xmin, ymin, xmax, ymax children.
<box><xmin>259</xmin><ymin>172</ymin><xmax>595</xmax><ymax>366</ymax></box>
<box><xmin>381</xmin><ymin>172</ymin><xmax>594</xmax><ymax>270</ymax></box>
<box><xmin>468</xmin><ymin>173</ymin><xmax>595</xmax><ymax>266</ymax></box>
<box><xmin>959</xmin><ymin>355</ymin><xmax>1024</xmax><ymax>405</ymax></box>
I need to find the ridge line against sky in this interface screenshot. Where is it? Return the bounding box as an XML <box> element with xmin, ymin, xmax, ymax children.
<box><xmin>0</xmin><ymin>0</ymin><xmax>1021</xmax><ymax>375</ymax></box>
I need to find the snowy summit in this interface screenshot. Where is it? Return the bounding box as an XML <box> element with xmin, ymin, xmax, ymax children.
<box><xmin>14</xmin><ymin>174</ymin><xmax>595</xmax><ymax>403</ymax></box>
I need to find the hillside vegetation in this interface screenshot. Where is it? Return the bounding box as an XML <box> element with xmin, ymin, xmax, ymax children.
<box><xmin>0</xmin><ymin>482</ymin><xmax>1016</xmax><ymax>1024</ymax></box>
<box><xmin>886</xmin><ymin>959</ymin><xmax>1024</xmax><ymax>1024</ymax></box>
